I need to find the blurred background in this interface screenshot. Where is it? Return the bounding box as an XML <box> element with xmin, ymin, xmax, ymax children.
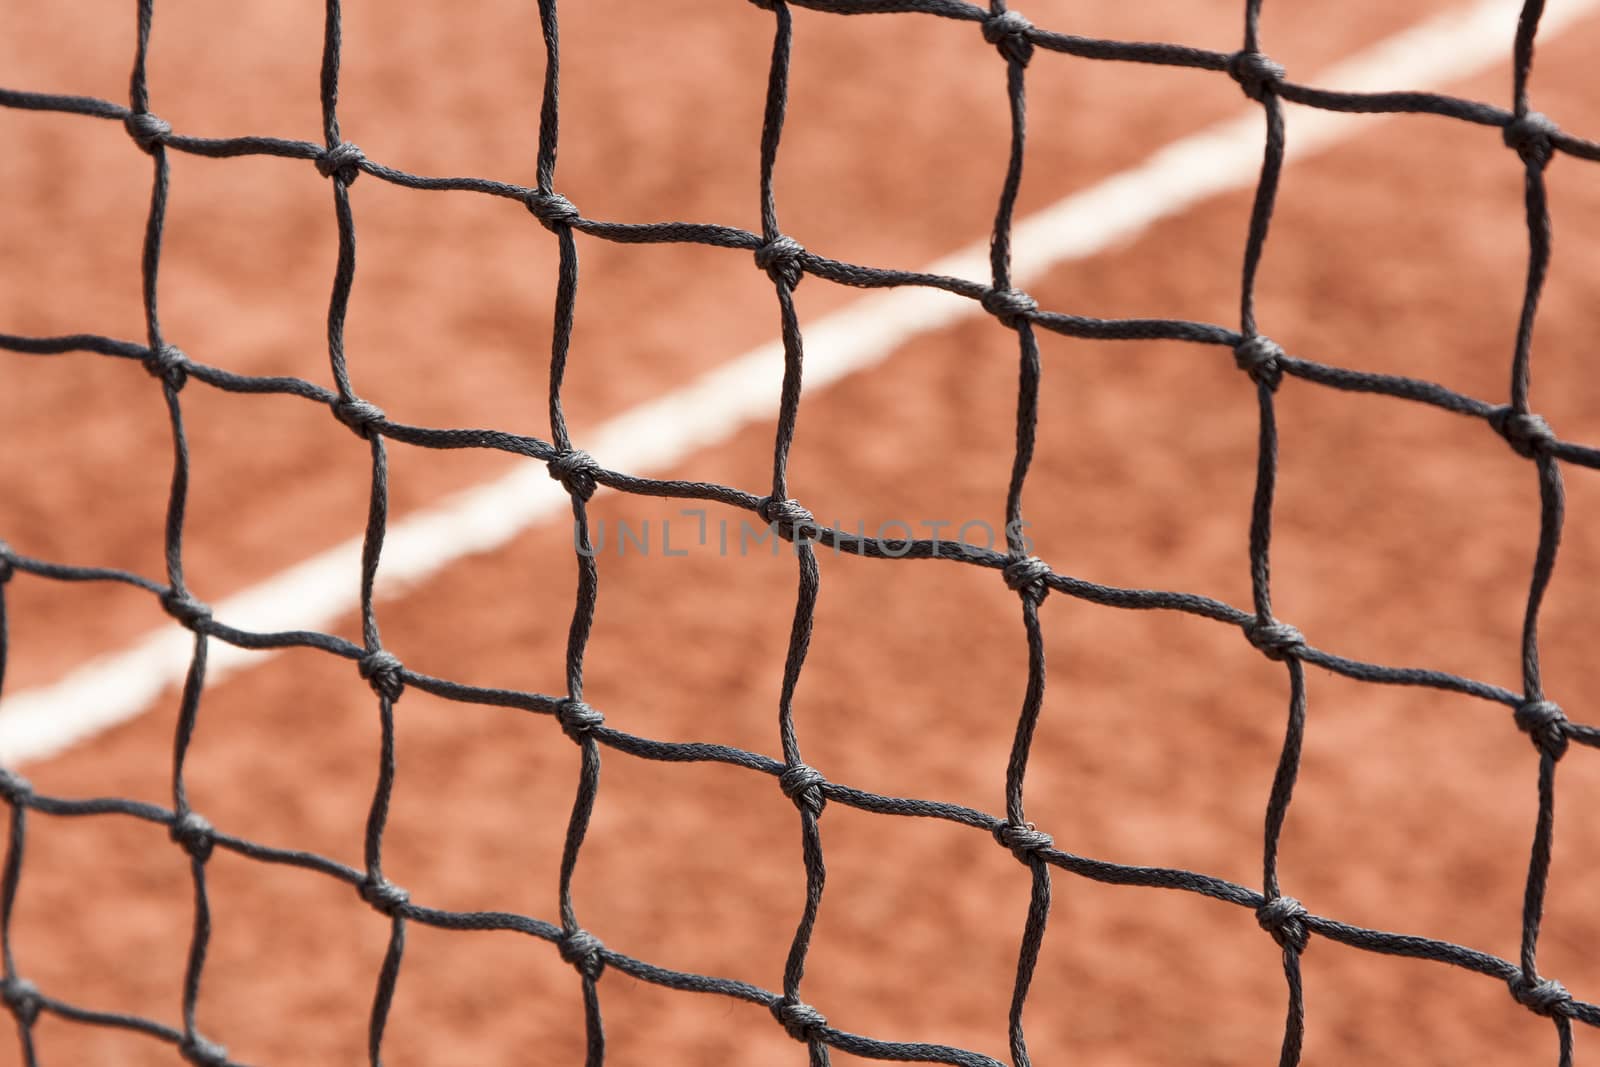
<box><xmin>3</xmin><ymin>0</ymin><xmax>1600</xmax><ymax>1063</ymax></box>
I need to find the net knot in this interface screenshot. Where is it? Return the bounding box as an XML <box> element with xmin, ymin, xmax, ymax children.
<box><xmin>558</xmin><ymin>928</ymin><xmax>606</xmax><ymax>980</ymax></box>
<box><xmin>525</xmin><ymin>189</ymin><xmax>580</xmax><ymax>232</ymax></box>
<box><xmin>1489</xmin><ymin>406</ymin><xmax>1555</xmax><ymax>459</ymax></box>
<box><xmin>760</xmin><ymin>497</ymin><xmax>815</xmax><ymax>541</ymax></box>
<box><xmin>547</xmin><ymin>448</ymin><xmax>600</xmax><ymax>501</ymax></box>
<box><xmin>1002</xmin><ymin>555</ymin><xmax>1052</xmax><ymax>605</ymax></box>
<box><xmin>0</xmin><ymin>977</ymin><xmax>41</xmax><ymax>1026</ymax></box>
<box><xmin>143</xmin><ymin>343</ymin><xmax>189</xmax><ymax>391</ymax></box>
<box><xmin>332</xmin><ymin>396</ymin><xmax>386</xmax><ymax>439</ymax></box>
<box><xmin>993</xmin><ymin>820</ymin><xmax>1053</xmax><ymax>862</ymax></box>
<box><xmin>0</xmin><ymin>541</ymin><xmax>13</xmax><ymax>584</ymax></box>
<box><xmin>359</xmin><ymin>649</ymin><xmax>405</xmax><ymax>703</ymax></box>
<box><xmin>124</xmin><ymin>111</ymin><xmax>172</xmax><ymax>152</ymax></box>
<box><xmin>316</xmin><ymin>141</ymin><xmax>365</xmax><ymax>185</ymax></box>
<box><xmin>1227</xmin><ymin>50</ymin><xmax>1285</xmax><ymax>102</ymax></box>
<box><xmin>170</xmin><ymin>811</ymin><xmax>215</xmax><ymax>863</ymax></box>
<box><xmin>1503</xmin><ymin>111</ymin><xmax>1559</xmax><ymax>169</ymax></box>
<box><xmin>0</xmin><ymin>767</ymin><xmax>33</xmax><ymax>806</ymax></box>
<box><xmin>1244</xmin><ymin>616</ymin><xmax>1303</xmax><ymax>660</ymax></box>
<box><xmin>982</xmin><ymin>9</ymin><xmax>1035</xmax><ymax>67</ymax></box>
<box><xmin>779</xmin><ymin>763</ymin><xmax>827</xmax><ymax>818</ymax></box>
<box><xmin>754</xmin><ymin>235</ymin><xmax>806</xmax><ymax>289</ymax></box>
<box><xmin>1514</xmin><ymin>698</ymin><xmax>1568</xmax><ymax>760</ymax></box>
<box><xmin>162</xmin><ymin>590</ymin><xmax>213</xmax><ymax>630</ymax></box>
<box><xmin>556</xmin><ymin>698</ymin><xmax>604</xmax><ymax>742</ymax></box>
<box><xmin>1234</xmin><ymin>334</ymin><xmax>1285</xmax><ymax>390</ymax></box>
<box><xmin>358</xmin><ymin>876</ymin><xmax>410</xmax><ymax>917</ymax></box>
<box><xmin>1510</xmin><ymin>973</ymin><xmax>1571</xmax><ymax>1017</ymax></box>
<box><xmin>180</xmin><ymin>1033</ymin><xmax>230</xmax><ymax>1067</ymax></box>
<box><xmin>1256</xmin><ymin>895</ymin><xmax>1309</xmax><ymax>952</ymax></box>
<box><xmin>770</xmin><ymin>997</ymin><xmax>827</xmax><ymax>1043</ymax></box>
<box><xmin>981</xmin><ymin>287</ymin><xmax>1037</xmax><ymax>329</ymax></box>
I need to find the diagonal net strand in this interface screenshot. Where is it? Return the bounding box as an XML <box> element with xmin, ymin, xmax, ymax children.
<box><xmin>2</xmin><ymin>0</ymin><xmax>1600</xmax><ymax>1064</ymax></box>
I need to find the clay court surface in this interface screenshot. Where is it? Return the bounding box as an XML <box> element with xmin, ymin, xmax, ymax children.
<box><xmin>4</xmin><ymin>0</ymin><xmax>1600</xmax><ymax>1064</ymax></box>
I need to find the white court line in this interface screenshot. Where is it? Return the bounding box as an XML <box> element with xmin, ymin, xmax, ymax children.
<box><xmin>3</xmin><ymin>0</ymin><xmax>1593</xmax><ymax>765</ymax></box>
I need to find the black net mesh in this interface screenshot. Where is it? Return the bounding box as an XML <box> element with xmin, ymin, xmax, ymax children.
<box><xmin>3</xmin><ymin>1</ymin><xmax>1600</xmax><ymax>1065</ymax></box>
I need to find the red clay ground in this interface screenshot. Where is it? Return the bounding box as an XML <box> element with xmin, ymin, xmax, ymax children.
<box><xmin>4</xmin><ymin>1</ymin><xmax>1600</xmax><ymax>1064</ymax></box>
